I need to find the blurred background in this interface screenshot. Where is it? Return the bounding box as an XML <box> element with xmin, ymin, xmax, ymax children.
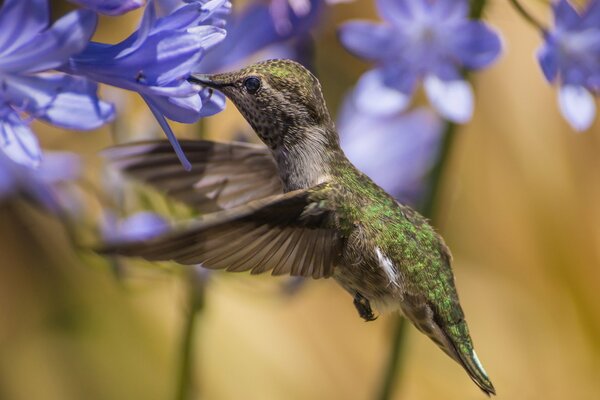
<box><xmin>1</xmin><ymin>0</ymin><xmax>599</xmax><ymax>399</ymax></box>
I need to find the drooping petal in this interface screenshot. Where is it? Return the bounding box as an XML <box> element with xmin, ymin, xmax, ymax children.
<box><xmin>353</xmin><ymin>69</ymin><xmax>412</xmax><ymax>116</ymax></box>
<box><xmin>450</xmin><ymin>21</ymin><xmax>502</xmax><ymax>70</ymax></box>
<box><xmin>0</xmin><ymin>9</ymin><xmax>97</xmax><ymax>73</ymax></box>
<box><xmin>2</xmin><ymin>74</ymin><xmax>115</xmax><ymax>129</ymax></box>
<box><xmin>142</xmin><ymin>94</ymin><xmax>192</xmax><ymax>170</ymax></box>
<box><xmin>0</xmin><ymin>0</ymin><xmax>49</xmax><ymax>56</ymax></box>
<box><xmin>338</xmin><ymin>21</ymin><xmax>396</xmax><ymax>61</ymax></box>
<box><xmin>69</xmin><ymin>0</ymin><xmax>145</xmax><ymax>16</ymax></box>
<box><xmin>558</xmin><ymin>85</ymin><xmax>596</xmax><ymax>131</ymax></box>
<box><xmin>424</xmin><ymin>75</ymin><xmax>474</xmax><ymax>123</ymax></box>
<box><xmin>0</xmin><ymin>110</ymin><xmax>42</xmax><ymax>168</ymax></box>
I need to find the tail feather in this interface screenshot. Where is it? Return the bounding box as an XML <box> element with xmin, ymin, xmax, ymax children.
<box><xmin>453</xmin><ymin>344</ymin><xmax>496</xmax><ymax>396</ymax></box>
<box><xmin>401</xmin><ymin>300</ymin><xmax>495</xmax><ymax>395</ymax></box>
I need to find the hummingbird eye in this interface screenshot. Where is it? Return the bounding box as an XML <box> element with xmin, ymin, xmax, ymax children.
<box><xmin>243</xmin><ymin>76</ymin><xmax>261</xmax><ymax>94</ymax></box>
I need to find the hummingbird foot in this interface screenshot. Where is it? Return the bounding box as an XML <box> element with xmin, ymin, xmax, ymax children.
<box><xmin>353</xmin><ymin>292</ymin><xmax>377</xmax><ymax>322</ymax></box>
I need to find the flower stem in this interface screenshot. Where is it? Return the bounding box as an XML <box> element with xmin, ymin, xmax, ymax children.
<box><xmin>508</xmin><ymin>0</ymin><xmax>548</xmax><ymax>32</ymax></box>
<box><xmin>175</xmin><ymin>270</ymin><xmax>206</xmax><ymax>400</ymax></box>
<box><xmin>377</xmin><ymin>317</ymin><xmax>408</xmax><ymax>400</ymax></box>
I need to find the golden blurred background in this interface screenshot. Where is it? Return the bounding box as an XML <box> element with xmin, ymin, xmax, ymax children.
<box><xmin>0</xmin><ymin>1</ymin><xmax>599</xmax><ymax>399</ymax></box>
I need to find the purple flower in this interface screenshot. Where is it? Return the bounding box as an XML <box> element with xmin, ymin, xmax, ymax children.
<box><xmin>338</xmin><ymin>94</ymin><xmax>443</xmax><ymax>205</ymax></box>
<box><xmin>339</xmin><ymin>0</ymin><xmax>501</xmax><ymax>123</ymax></box>
<box><xmin>268</xmin><ymin>0</ymin><xmax>324</xmax><ymax>35</ymax></box>
<box><xmin>70</xmin><ymin>0</ymin><xmax>146</xmax><ymax>15</ymax></box>
<box><xmin>198</xmin><ymin>0</ymin><xmax>321</xmax><ymax>73</ymax></box>
<box><xmin>65</xmin><ymin>0</ymin><xmax>231</xmax><ymax>170</ymax></box>
<box><xmin>0</xmin><ymin>0</ymin><xmax>115</xmax><ymax>167</ymax></box>
<box><xmin>538</xmin><ymin>0</ymin><xmax>600</xmax><ymax>131</ymax></box>
<box><xmin>102</xmin><ymin>211</ymin><xmax>170</xmax><ymax>242</ymax></box>
<box><xmin>0</xmin><ymin>149</ymin><xmax>81</xmax><ymax>213</ymax></box>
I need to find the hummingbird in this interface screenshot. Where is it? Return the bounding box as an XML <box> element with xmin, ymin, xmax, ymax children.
<box><xmin>103</xmin><ymin>59</ymin><xmax>495</xmax><ymax>395</ymax></box>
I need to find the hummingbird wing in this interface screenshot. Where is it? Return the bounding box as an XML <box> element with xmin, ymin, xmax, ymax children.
<box><xmin>104</xmin><ymin>140</ymin><xmax>283</xmax><ymax>212</ymax></box>
<box><xmin>100</xmin><ymin>185</ymin><xmax>342</xmax><ymax>279</ymax></box>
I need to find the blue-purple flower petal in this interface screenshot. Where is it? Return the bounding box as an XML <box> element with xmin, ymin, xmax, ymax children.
<box><xmin>450</xmin><ymin>21</ymin><xmax>502</xmax><ymax>69</ymax></box>
<box><xmin>338</xmin><ymin>96</ymin><xmax>443</xmax><ymax>204</ymax></box>
<box><xmin>102</xmin><ymin>211</ymin><xmax>170</xmax><ymax>242</ymax></box>
<box><xmin>0</xmin><ymin>0</ymin><xmax>49</xmax><ymax>56</ymax></box>
<box><xmin>342</xmin><ymin>0</ymin><xmax>502</xmax><ymax>123</ymax></box>
<box><xmin>70</xmin><ymin>0</ymin><xmax>145</xmax><ymax>16</ymax></box>
<box><xmin>0</xmin><ymin>108</ymin><xmax>42</xmax><ymax>168</ymax></box>
<box><xmin>142</xmin><ymin>94</ymin><xmax>192</xmax><ymax>170</ymax></box>
<box><xmin>2</xmin><ymin>74</ymin><xmax>115</xmax><ymax>129</ymax></box>
<box><xmin>338</xmin><ymin>21</ymin><xmax>396</xmax><ymax>61</ymax></box>
<box><xmin>0</xmin><ymin>9</ymin><xmax>97</xmax><ymax>74</ymax></box>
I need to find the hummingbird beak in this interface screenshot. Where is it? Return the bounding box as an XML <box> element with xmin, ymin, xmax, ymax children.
<box><xmin>188</xmin><ymin>73</ymin><xmax>231</xmax><ymax>89</ymax></box>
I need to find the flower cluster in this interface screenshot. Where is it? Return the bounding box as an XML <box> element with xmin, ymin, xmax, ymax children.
<box><xmin>339</xmin><ymin>0</ymin><xmax>502</xmax><ymax>123</ymax></box>
<box><xmin>0</xmin><ymin>0</ymin><xmax>232</xmax><ymax>206</ymax></box>
<box><xmin>538</xmin><ymin>0</ymin><xmax>600</xmax><ymax>131</ymax></box>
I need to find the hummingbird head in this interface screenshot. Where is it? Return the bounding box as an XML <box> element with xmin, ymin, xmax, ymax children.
<box><xmin>189</xmin><ymin>59</ymin><xmax>334</xmax><ymax>149</ymax></box>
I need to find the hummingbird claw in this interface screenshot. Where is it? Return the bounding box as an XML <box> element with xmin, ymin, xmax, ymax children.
<box><xmin>353</xmin><ymin>292</ymin><xmax>377</xmax><ymax>322</ymax></box>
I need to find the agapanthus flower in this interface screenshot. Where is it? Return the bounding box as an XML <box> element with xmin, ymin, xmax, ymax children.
<box><xmin>0</xmin><ymin>0</ymin><xmax>114</xmax><ymax>168</ymax></box>
<box><xmin>65</xmin><ymin>0</ymin><xmax>231</xmax><ymax>170</ymax></box>
<box><xmin>339</xmin><ymin>0</ymin><xmax>501</xmax><ymax>123</ymax></box>
<box><xmin>338</xmin><ymin>94</ymin><xmax>443</xmax><ymax>205</ymax></box>
<box><xmin>538</xmin><ymin>0</ymin><xmax>600</xmax><ymax>131</ymax></box>
<box><xmin>198</xmin><ymin>0</ymin><xmax>320</xmax><ymax>72</ymax></box>
<box><xmin>70</xmin><ymin>0</ymin><xmax>146</xmax><ymax>15</ymax></box>
<box><xmin>102</xmin><ymin>211</ymin><xmax>170</xmax><ymax>242</ymax></box>
<box><xmin>0</xmin><ymin>149</ymin><xmax>81</xmax><ymax>213</ymax></box>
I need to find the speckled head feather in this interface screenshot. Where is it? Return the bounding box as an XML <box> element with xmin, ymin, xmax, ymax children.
<box><xmin>190</xmin><ymin>59</ymin><xmax>333</xmax><ymax>149</ymax></box>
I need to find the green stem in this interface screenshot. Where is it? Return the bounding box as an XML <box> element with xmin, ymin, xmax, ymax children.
<box><xmin>422</xmin><ymin>122</ymin><xmax>457</xmax><ymax>220</ymax></box>
<box><xmin>508</xmin><ymin>0</ymin><xmax>548</xmax><ymax>32</ymax></box>
<box><xmin>175</xmin><ymin>270</ymin><xmax>206</xmax><ymax>400</ymax></box>
<box><xmin>377</xmin><ymin>317</ymin><xmax>408</xmax><ymax>400</ymax></box>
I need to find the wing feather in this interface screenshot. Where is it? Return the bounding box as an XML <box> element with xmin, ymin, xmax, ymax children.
<box><xmin>101</xmin><ymin>187</ymin><xmax>341</xmax><ymax>279</ymax></box>
<box><xmin>104</xmin><ymin>140</ymin><xmax>283</xmax><ymax>212</ymax></box>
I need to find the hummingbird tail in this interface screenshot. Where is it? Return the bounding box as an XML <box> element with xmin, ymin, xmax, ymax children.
<box><xmin>401</xmin><ymin>299</ymin><xmax>495</xmax><ymax>395</ymax></box>
<box><xmin>454</xmin><ymin>344</ymin><xmax>496</xmax><ymax>396</ymax></box>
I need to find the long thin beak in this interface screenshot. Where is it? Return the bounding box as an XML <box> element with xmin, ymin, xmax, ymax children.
<box><xmin>188</xmin><ymin>73</ymin><xmax>230</xmax><ymax>89</ymax></box>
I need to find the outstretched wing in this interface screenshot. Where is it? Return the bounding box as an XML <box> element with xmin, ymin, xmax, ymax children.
<box><xmin>100</xmin><ymin>186</ymin><xmax>342</xmax><ymax>279</ymax></box>
<box><xmin>104</xmin><ymin>140</ymin><xmax>283</xmax><ymax>212</ymax></box>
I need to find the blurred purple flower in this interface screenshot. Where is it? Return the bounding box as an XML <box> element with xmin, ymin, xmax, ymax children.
<box><xmin>65</xmin><ymin>0</ymin><xmax>231</xmax><ymax>170</ymax></box>
<box><xmin>339</xmin><ymin>0</ymin><xmax>501</xmax><ymax>123</ymax></box>
<box><xmin>338</xmin><ymin>94</ymin><xmax>443</xmax><ymax>205</ymax></box>
<box><xmin>0</xmin><ymin>149</ymin><xmax>81</xmax><ymax>213</ymax></box>
<box><xmin>198</xmin><ymin>0</ymin><xmax>320</xmax><ymax>73</ymax></box>
<box><xmin>538</xmin><ymin>0</ymin><xmax>600</xmax><ymax>131</ymax></box>
<box><xmin>102</xmin><ymin>211</ymin><xmax>170</xmax><ymax>242</ymax></box>
<box><xmin>0</xmin><ymin>0</ymin><xmax>115</xmax><ymax>168</ymax></box>
<box><xmin>268</xmin><ymin>0</ymin><xmax>324</xmax><ymax>35</ymax></box>
<box><xmin>70</xmin><ymin>0</ymin><xmax>146</xmax><ymax>15</ymax></box>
